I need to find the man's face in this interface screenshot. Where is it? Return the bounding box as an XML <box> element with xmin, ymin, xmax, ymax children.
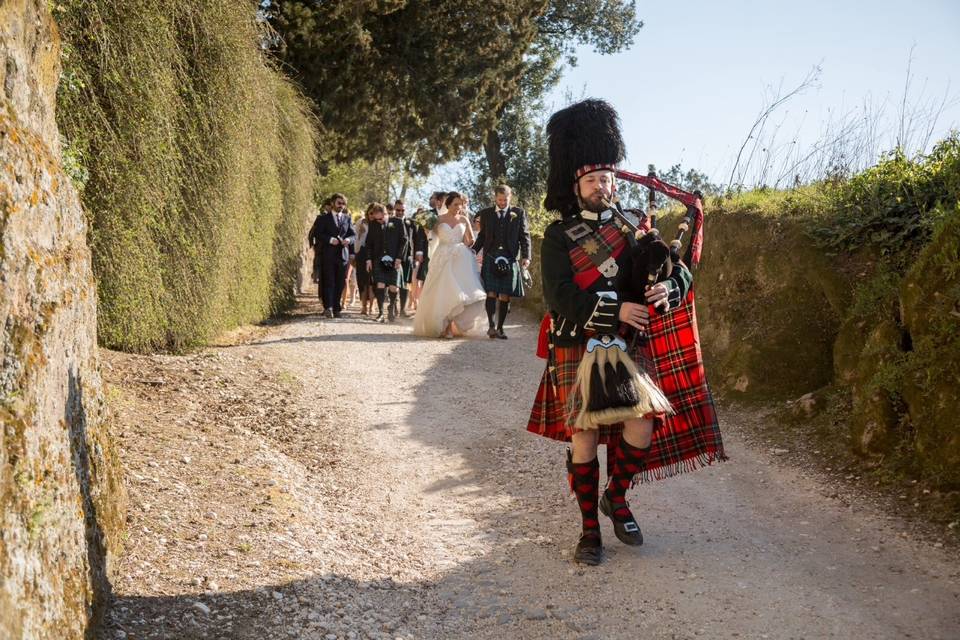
<box><xmin>394</xmin><ymin>204</ymin><xmax>405</xmax><ymax>218</ymax></box>
<box><xmin>495</xmin><ymin>192</ymin><xmax>511</xmax><ymax>210</ymax></box>
<box><xmin>372</xmin><ymin>209</ymin><xmax>385</xmax><ymax>223</ymax></box>
<box><xmin>575</xmin><ymin>171</ymin><xmax>615</xmax><ymax>213</ymax></box>
<box><xmin>334</xmin><ymin>197</ymin><xmax>347</xmax><ymax>212</ymax></box>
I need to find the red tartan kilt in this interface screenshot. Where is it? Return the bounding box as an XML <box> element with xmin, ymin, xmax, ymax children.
<box><xmin>527</xmin><ymin>291</ymin><xmax>726</xmax><ymax>483</ymax></box>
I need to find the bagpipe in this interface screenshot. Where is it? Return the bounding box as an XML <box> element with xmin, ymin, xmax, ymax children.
<box><xmin>571</xmin><ymin>170</ymin><xmax>706</xmax><ymax>431</ymax></box>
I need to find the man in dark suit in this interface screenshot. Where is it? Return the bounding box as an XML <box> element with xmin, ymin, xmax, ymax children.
<box><xmin>392</xmin><ymin>199</ymin><xmax>416</xmax><ymax>317</ymax></box>
<box><xmin>365</xmin><ymin>203</ymin><xmax>406</xmax><ymax>322</ymax></box>
<box><xmin>473</xmin><ymin>184</ymin><xmax>531</xmax><ymax>339</ymax></box>
<box><xmin>307</xmin><ymin>197</ymin><xmax>334</xmax><ymax>303</ymax></box>
<box><xmin>315</xmin><ymin>192</ymin><xmax>355</xmax><ymax>318</ymax></box>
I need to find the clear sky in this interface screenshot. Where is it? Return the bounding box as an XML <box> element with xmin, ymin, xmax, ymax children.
<box><xmin>546</xmin><ymin>0</ymin><xmax>960</xmax><ymax>186</ymax></box>
<box><xmin>421</xmin><ymin>1</ymin><xmax>959</xmax><ymax>199</ymax></box>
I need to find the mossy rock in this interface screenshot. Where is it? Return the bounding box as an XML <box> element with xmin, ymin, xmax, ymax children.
<box><xmin>899</xmin><ymin>207</ymin><xmax>960</xmax><ymax>487</ymax></box>
<box><xmin>848</xmin><ymin>319</ymin><xmax>902</xmax><ymax>455</ymax></box>
<box><xmin>833</xmin><ymin>315</ymin><xmax>870</xmax><ymax>384</ymax></box>
<box><xmin>692</xmin><ymin>211</ymin><xmax>846</xmax><ymax>399</ymax></box>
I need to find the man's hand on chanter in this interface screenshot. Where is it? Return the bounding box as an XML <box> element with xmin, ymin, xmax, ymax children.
<box><xmin>618</xmin><ymin>302</ymin><xmax>650</xmax><ymax>331</ymax></box>
<box><xmin>645</xmin><ymin>282</ymin><xmax>671</xmax><ymax>310</ymax></box>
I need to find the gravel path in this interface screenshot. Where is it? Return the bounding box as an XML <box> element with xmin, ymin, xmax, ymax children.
<box><xmin>101</xmin><ymin>296</ymin><xmax>960</xmax><ymax>640</ymax></box>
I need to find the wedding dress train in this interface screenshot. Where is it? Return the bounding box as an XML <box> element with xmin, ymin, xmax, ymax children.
<box><xmin>412</xmin><ymin>222</ymin><xmax>486</xmax><ymax>337</ymax></box>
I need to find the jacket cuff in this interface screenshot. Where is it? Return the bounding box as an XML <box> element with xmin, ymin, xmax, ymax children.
<box><xmin>584</xmin><ymin>296</ymin><xmax>620</xmax><ymax>332</ymax></box>
<box><xmin>664</xmin><ymin>279</ymin><xmax>683</xmax><ymax>310</ymax></box>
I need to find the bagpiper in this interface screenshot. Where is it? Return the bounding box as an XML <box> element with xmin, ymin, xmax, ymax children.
<box><xmin>526</xmin><ymin>99</ymin><xmax>726</xmax><ymax>565</ymax></box>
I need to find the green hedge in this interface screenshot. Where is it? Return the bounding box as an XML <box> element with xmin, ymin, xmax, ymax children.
<box><xmin>55</xmin><ymin>0</ymin><xmax>317</xmax><ymax>352</ymax></box>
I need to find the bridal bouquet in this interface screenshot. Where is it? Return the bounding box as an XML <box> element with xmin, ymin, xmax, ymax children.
<box><xmin>413</xmin><ymin>208</ymin><xmax>438</xmax><ymax>231</ymax></box>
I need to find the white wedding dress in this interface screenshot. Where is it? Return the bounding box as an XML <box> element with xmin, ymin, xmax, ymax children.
<box><xmin>413</xmin><ymin>222</ymin><xmax>486</xmax><ymax>337</ymax></box>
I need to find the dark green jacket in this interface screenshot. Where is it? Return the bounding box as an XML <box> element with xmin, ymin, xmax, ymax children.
<box><xmin>541</xmin><ymin>214</ymin><xmax>693</xmax><ymax>346</ymax></box>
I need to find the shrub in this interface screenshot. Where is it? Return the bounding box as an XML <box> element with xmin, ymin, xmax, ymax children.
<box><xmin>55</xmin><ymin>0</ymin><xmax>317</xmax><ymax>352</ymax></box>
<box><xmin>816</xmin><ymin>133</ymin><xmax>960</xmax><ymax>258</ymax></box>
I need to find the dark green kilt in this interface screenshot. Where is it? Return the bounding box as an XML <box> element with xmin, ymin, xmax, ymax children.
<box><xmin>373</xmin><ymin>260</ymin><xmax>402</xmax><ymax>287</ymax></box>
<box><xmin>481</xmin><ymin>254</ymin><xmax>524</xmax><ymax>297</ymax></box>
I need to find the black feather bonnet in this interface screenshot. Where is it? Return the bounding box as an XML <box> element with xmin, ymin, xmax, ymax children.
<box><xmin>543</xmin><ymin>99</ymin><xmax>626</xmax><ymax>216</ymax></box>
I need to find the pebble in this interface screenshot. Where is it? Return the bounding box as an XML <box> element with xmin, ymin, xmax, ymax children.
<box><xmin>525</xmin><ymin>608</ymin><xmax>548</xmax><ymax>620</ymax></box>
<box><xmin>191</xmin><ymin>601</ymin><xmax>211</xmax><ymax>616</ymax></box>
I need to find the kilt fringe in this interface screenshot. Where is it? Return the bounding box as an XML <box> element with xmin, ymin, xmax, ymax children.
<box><xmin>631</xmin><ymin>449</ymin><xmax>727</xmax><ymax>486</ymax></box>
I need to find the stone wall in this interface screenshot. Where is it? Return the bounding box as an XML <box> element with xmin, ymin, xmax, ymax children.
<box><xmin>1</xmin><ymin>1</ymin><xmax>125</xmax><ymax>637</ymax></box>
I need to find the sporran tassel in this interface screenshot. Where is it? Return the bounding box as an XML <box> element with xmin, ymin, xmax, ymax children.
<box><xmin>571</xmin><ymin>336</ymin><xmax>672</xmax><ymax>430</ymax></box>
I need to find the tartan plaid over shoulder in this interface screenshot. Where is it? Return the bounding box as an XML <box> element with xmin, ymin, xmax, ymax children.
<box><xmin>641</xmin><ymin>288</ymin><xmax>725</xmax><ymax>481</ymax></box>
<box><xmin>568</xmin><ymin>222</ymin><xmax>626</xmax><ymax>290</ymax></box>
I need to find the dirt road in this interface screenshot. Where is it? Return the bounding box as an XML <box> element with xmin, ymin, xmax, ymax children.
<box><xmin>102</xmin><ymin>297</ymin><xmax>960</xmax><ymax>640</ymax></box>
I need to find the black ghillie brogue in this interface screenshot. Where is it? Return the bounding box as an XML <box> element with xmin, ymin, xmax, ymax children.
<box><xmin>599</xmin><ymin>491</ymin><xmax>644</xmax><ymax>546</ymax></box>
<box><xmin>573</xmin><ymin>532</ymin><xmax>604</xmax><ymax>565</ymax></box>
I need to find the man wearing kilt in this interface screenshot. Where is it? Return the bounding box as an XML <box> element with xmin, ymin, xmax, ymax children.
<box><xmin>364</xmin><ymin>203</ymin><xmax>405</xmax><ymax>322</ymax></box>
<box><xmin>526</xmin><ymin>99</ymin><xmax>725</xmax><ymax>565</ymax></box>
<box><xmin>392</xmin><ymin>199</ymin><xmax>416</xmax><ymax>317</ymax></box>
<box><xmin>307</xmin><ymin>197</ymin><xmax>334</xmax><ymax>301</ymax></box>
<box><xmin>473</xmin><ymin>184</ymin><xmax>531</xmax><ymax>339</ymax></box>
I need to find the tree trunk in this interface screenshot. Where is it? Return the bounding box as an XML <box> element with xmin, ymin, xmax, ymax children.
<box><xmin>484</xmin><ymin>127</ymin><xmax>508</xmax><ymax>184</ymax></box>
<box><xmin>399</xmin><ymin>156</ymin><xmax>415</xmax><ymax>201</ymax></box>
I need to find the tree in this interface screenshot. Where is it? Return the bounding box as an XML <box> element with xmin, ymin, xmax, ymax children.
<box><xmin>471</xmin><ymin>1</ymin><xmax>643</xmax><ymax>202</ymax></box>
<box><xmin>269</xmin><ymin>1</ymin><xmax>547</xmax><ymax>172</ymax></box>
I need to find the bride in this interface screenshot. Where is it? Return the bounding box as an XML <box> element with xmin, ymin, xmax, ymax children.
<box><xmin>413</xmin><ymin>192</ymin><xmax>486</xmax><ymax>338</ymax></box>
